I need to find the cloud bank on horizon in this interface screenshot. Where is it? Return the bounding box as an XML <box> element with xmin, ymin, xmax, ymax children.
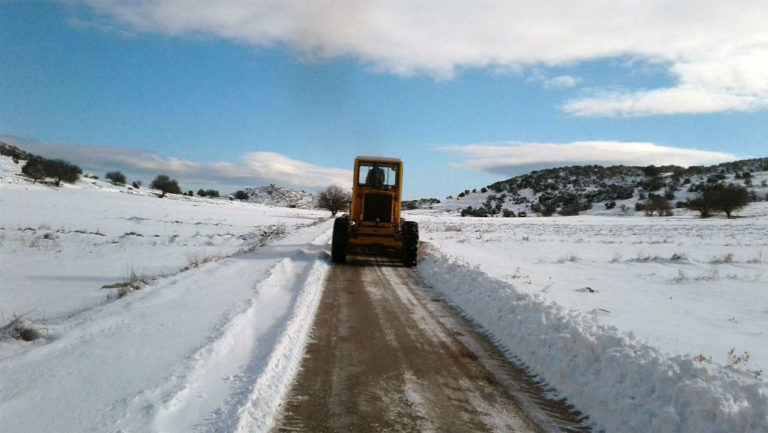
<box><xmin>5</xmin><ymin>135</ymin><xmax>739</xmax><ymax>189</ymax></box>
<box><xmin>72</xmin><ymin>0</ymin><xmax>768</xmax><ymax>117</ymax></box>
<box><xmin>2</xmin><ymin>136</ymin><xmax>351</xmax><ymax>190</ymax></box>
<box><xmin>439</xmin><ymin>141</ymin><xmax>737</xmax><ymax>176</ymax></box>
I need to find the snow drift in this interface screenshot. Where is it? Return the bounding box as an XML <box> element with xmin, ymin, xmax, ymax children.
<box><xmin>418</xmin><ymin>248</ymin><xmax>768</xmax><ymax>433</ymax></box>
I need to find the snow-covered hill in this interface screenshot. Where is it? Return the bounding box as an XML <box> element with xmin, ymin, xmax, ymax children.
<box><xmin>412</xmin><ymin>158</ymin><xmax>768</xmax><ymax>218</ymax></box>
<box><xmin>235</xmin><ymin>184</ymin><xmax>317</xmax><ymax>209</ymax></box>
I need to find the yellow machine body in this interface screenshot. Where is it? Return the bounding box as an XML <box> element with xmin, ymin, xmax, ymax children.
<box><xmin>348</xmin><ymin>156</ymin><xmax>404</xmax><ymax>250</ymax></box>
<box><xmin>332</xmin><ymin>156</ymin><xmax>417</xmax><ymax>266</ymax></box>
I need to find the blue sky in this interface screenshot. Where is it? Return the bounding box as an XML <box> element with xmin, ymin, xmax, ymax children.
<box><xmin>2</xmin><ymin>1</ymin><xmax>768</xmax><ymax>199</ymax></box>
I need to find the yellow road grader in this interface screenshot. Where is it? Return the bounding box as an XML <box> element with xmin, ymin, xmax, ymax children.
<box><xmin>331</xmin><ymin>156</ymin><xmax>419</xmax><ymax>267</ymax></box>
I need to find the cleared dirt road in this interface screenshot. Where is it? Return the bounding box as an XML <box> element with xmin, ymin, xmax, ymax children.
<box><xmin>272</xmin><ymin>254</ymin><xmax>589</xmax><ymax>432</ymax></box>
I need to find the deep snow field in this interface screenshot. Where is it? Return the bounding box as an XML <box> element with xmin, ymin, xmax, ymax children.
<box><xmin>0</xmin><ymin>157</ymin><xmax>328</xmax><ymax>320</ymax></box>
<box><xmin>411</xmin><ymin>212</ymin><xmax>768</xmax><ymax>370</ymax></box>
<box><xmin>0</xmin><ymin>156</ymin><xmax>333</xmax><ymax>432</ymax></box>
<box><xmin>409</xmin><ymin>209</ymin><xmax>768</xmax><ymax>432</ymax></box>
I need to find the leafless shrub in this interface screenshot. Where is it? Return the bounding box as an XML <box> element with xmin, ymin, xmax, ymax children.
<box><xmin>695</xmin><ymin>269</ymin><xmax>721</xmax><ymax>281</ymax></box>
<box><xmin>508</xmin><ymin>267</ymin><xmax>528</xmax><ymax>280</ymax></box>
<box><xmin>181</xmin><ymin>251</ymin><xmax>225</xmax><ymax>272</ymax></box>
<box><xmin>727</xmin><ymin>349</ymin><xmax>750</xmax><ymax>367</ymax></box>
<box><xmin>102</xmin><ymin>267</ymin><xmax>147</xmax><ymax>298</ymax></box>
<box><xmin>673</xmin><ymin>269</ymin><xmax>688</xmax><ymax>282</ymax></box>
<box><xmin>557</xmin><ymin>254</ymin><xmax>579</xmax><ymax>263</ymax></box>
<box><xmin>617</xmin><ymin>204</ymin><xmax>634</xmax><ymax>216</ymax></box>
<box><xmin>692</xmin><ymin>354</ymin><xmax>712</xmax><ymax>363</ymax></box>
<box><xmin>631</xmin><ymin>253</ymin><xmax>657</xmax><ymax>262</ymax></box>
<box><xmin>239</xmin><ymin>223</ymin><xmax>288</xmax><ymax>253</ymax></box>
<box><xmin>317</xmin><ymin>185</ymin><xmax>351</xmax><ymax>216</ymax></box>
<box><xmin>710</xmin><ymin>253</ymin><xmax>734</xmax><ymax>264</ymax></box>
<box><xmin>1</xmin><ymin>314</ymin><xmax>44</xmax><ymax>341</ymax></box>
<box><xmin>746</xmin><ymin>252</ymin><xmax>765</xmax><ymax>264</ymax></box>
<box><xmin>185</xmin><ymin>252</ymin><xmax>203</xmax><ymax>269</ymax></box>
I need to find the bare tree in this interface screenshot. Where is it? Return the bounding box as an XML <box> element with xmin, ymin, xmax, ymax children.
<box><xmin>318</xmin><ymin>185</ymin><xmax>351</xmax><ymax>216</ymax></box>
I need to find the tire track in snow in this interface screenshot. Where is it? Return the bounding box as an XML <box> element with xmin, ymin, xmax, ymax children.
<box><xmin>115</xmin><ymin>229</ymin><xmax>332</xmax><ymax>433</ymax></box>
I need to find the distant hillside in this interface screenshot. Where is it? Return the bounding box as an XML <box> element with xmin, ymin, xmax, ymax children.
<box><xmin>403</xmin><ymin>198</ymin><xmax>441</xmax><ymax>210</ymax></box>
<box><xmin>411</xmin><ymin>157</ymin><xmax>768</xmax><ymax>216</ymax></box>
<box><xmin>0</xmin><ymin>140</ymin><xmax>35</xmax><ymax>161</ymax></box>
<box><xmin>234</xmin><ymin>184</ymin><xmax>316</xmax><ymax>209</ymax></box>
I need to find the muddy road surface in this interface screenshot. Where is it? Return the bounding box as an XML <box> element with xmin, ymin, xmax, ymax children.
<box><xmin>272</xmin><ymin>254</ymin><xmax>589</xmax><ymax>433</ymax></box>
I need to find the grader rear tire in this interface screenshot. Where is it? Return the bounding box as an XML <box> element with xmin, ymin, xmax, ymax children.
<box><xmin>402</xmin><ymin>221</ymin><xmax>418</xmax><ymax>267</ymax></box>
<box><xmin>331</xmin><ymin>217</ymin><xmax>349</xmax><ymax>263</ymax></box>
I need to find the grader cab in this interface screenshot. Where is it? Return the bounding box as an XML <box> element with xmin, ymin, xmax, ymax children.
<box><xmin>331</xmin><ymin>156</ymin><xmax>419</xmax><ymax>266</ymax></box>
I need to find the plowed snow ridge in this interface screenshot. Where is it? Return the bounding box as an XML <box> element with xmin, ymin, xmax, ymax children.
<box><xmin>117</xmin><ymin>230</ymin><xmax>332</xmax><ymax>433</ymax></box>
<box><xmin>417</xmin><ymin>248</ymin><xmax>768</xmax><ymax>433</ymax></box>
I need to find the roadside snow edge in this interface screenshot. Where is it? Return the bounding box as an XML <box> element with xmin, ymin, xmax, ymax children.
<box><xmin>417</xmin><ymin>248</ymin><xmax>768</xmax><ymax>433</ymax></box>
<box><xmin>237</xmin><ymin>256</ymin><xmax>330</xmax><ymax>432</ymax></box>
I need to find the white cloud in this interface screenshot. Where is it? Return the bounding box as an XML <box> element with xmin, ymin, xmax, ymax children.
<box><xmin>70</xmin><ymin>1</ymin><xmax>768</xmax><ymax>114</ymax></box>
<box><xmin>438</xmin><ymin>141</ymin><xmax>737</xmax><ymax>176</ymax></box>
<box><xmin>565</xmin><ymin>48</ymin><xmax>768</xmax><ymax>116</ymax></box>
<box><xmin>545</xmin><ymin>75</ymin><xmax>580</xmax><ymax>89</ymax></box>
<box><xmin>563</xmin><ymin>87</ymin><xmax>768</xmax><ymax>117</ymax></box>
<box><xmin>526</xmin><ymin>70</ymin><xmax>581</xmax><ymax>89</ymax></box>
<box><xmin>3</xmin><ymin>136</ymin><xmax>350</xmax><ymax>190</ymax></box>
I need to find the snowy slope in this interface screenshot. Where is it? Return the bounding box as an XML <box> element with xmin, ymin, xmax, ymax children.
<box><xmin>410</xmin><ymin>210</ymin><xmax>768</xmax><ymax>432</ymax></box>
<box><xmin>0</xmin><ymin>156</ymin><xmax>333</xmax><ymax>432</ymax></box>
<box><xmin>237</xmin><ymin>184</ymin><xmax>316</xmax><ymax>209</ymax></box>
<box><xmin>414</xmin><ymin>159</ymin><xmax>768</xmax><ymax>218</ymax></box>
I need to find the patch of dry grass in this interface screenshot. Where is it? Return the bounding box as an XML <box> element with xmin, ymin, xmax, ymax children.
<box><xmin>1</xmin><ymin>314</ymin><xmax>44</xmax><ymax>341</ymax></box>
<box><xmin>102</xmin><ymin>267</ymin><xmax>147</xmax><ymax>298</ymax></box>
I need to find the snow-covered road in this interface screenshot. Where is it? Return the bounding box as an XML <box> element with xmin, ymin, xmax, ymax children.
<box><xmin>273</xmin><ymin>254</ymin><xmax>588</xmax><ymax>433</ymax></box>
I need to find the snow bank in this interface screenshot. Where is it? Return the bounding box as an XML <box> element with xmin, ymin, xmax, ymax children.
<box><xmin>237</xmin><ymin>252</ymin><xmax>331</xmax><ymax>432</ymax></box>
<box><xmin>418</xmin><ymin>249</ymin><xmax>768</xmax><ymax>433</ymax></box>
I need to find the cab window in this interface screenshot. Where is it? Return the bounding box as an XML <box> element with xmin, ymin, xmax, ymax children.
<box><xmin>358</xmin><ymin>162</ymin><xmax>398</xmax><ymax>187</ymax></box>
